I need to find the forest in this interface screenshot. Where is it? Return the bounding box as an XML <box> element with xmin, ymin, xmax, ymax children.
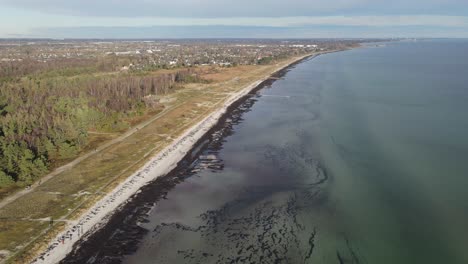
<box><xmin>0</xmin><ymin>58</ymin><xmax>204</xmax><ymax>187</ymax></box>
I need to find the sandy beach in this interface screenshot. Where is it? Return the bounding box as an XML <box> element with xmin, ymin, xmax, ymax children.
<box><xmin>30</xmin><ymin>53</ymin><xmax>316</xmax><ymax>264</ymax></box>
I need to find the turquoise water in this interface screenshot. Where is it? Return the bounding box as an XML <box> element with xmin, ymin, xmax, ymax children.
<box><xmin>312</xmin><ymin>40</ymin><xmax>468</xmax><ymax>263</ymax></box>
<box><xmin>66</xmin><ymin>40</ymin><xmax>468</xmax><ymax>264</ymax></box>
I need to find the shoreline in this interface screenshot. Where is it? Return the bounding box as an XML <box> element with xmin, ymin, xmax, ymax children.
<box><xmin>29</xmin><ymin>50</ymin><xmax>345</xmax><ymax>264</ymax></box>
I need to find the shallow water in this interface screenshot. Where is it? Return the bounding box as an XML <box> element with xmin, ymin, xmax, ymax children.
<box><xmin>64</xmin><ymin>40</ymin><xmax>468</xmax><ymax>264</ymax></box>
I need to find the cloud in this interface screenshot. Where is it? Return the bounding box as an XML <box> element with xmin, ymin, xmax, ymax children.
<box><xmin>1</xmin><ymin>0</ymin><xmax>467</xmax><ymax>17</ymax></box>
<box><xmin>1</xmin><ymin>0</ymin><xmax>468</xmax><ymax>38</ymax></box>
<box><xmin>33</xmin><ymin>25</ymin><xmax>468</xmax><ymax>39</ymax></box>
<box><xmin>144</xmin><ymin>16</ymin><xmax>468</xmax><ymax>27</ymax></box>
<box><xmin>272</xmin><ymin>16</ymin><xmax>468</xmax><ymax>27</ymax></box>
<box><xmin>16</xmin><ymin>15</ymin><xmax>468</xmax><ymax>29</ymax></box>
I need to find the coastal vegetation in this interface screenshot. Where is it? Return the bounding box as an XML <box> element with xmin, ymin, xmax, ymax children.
<box><xmin>0</xmin><ymin>59</ymin><xmax>204</xmax><ymax>187</ymax></box>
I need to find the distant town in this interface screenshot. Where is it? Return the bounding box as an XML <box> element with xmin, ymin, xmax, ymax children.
<box><xmin>0</xmin><ymin>39</ymin><xmax>364</xmax><ymax>72</ymax></box>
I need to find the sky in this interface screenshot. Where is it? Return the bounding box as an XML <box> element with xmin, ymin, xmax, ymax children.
<box><xmin>1</xmin><ymin>0</ymin><xmax>468</xmax><ymax>38</ymax></box>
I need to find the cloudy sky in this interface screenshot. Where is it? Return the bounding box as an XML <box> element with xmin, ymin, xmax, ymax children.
<box><xmin>1</xmin><ymin>0</ymin><xmax>468</xmax><ymax>38</ymax></box>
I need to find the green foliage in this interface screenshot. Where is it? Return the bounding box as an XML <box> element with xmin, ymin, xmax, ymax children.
<box><xmin>0</xmin><ymin>171</ymin><xmax>14</xmax><ymax>187</ymax></box>
<box><xmin>174</xmin><ymin>71</ymin><xmax>207</xmax><ymax>83</ymax></box>
<box><xmin>257</xmin><ymin>56</ymin><xmax>274</xmax><ymax>65</ymax></box>
<box><xmin>0</xmin><ymin>140</ymin><xmax>48</xmax><ymax>184</ymax></box>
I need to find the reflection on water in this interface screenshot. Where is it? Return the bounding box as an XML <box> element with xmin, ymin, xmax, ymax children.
<box><xmin>64</xmin><ymin>40</ymin><xmax>468</xmax><ymax>264</ymax></box>
<box><xmin>123</xmin><ymin>86</ymin><xmax>334</xmax><ymax>263</ymax></box>
<box><xmin>141</xmin><ymin>143</ymin><xmax>331</xmax><ymax>263</ymax></box>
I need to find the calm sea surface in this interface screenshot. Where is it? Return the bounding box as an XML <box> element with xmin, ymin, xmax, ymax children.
<box><xmin>66</xmin><ymin>40</ymin><xmax>468</xmax><ymax>264</ymax></box>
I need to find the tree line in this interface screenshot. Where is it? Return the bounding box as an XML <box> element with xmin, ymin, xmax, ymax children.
<box><xmin>0</xmin><ymin>67</ymin><xmax>202</xmax><ymax>186</ymax></box>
